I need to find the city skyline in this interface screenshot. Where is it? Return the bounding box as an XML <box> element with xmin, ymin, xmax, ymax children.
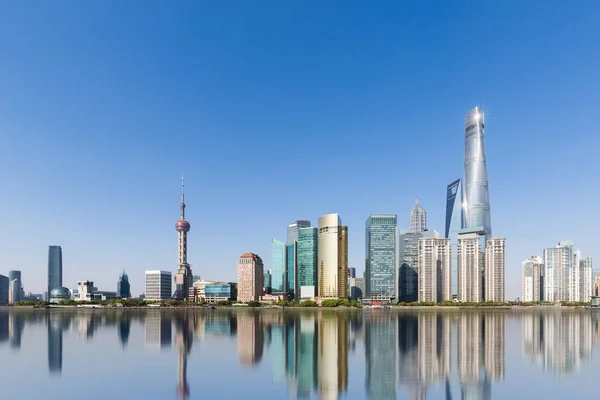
<box><xmin>1</xmin><ymin>3</ymin><xmax>599</xmax><ymax>299</ymax></box>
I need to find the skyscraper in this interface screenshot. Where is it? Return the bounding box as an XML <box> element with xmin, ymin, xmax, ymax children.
<box><xmin>145</xmin><ymin>270</ymin><xmax>172</xmax><ymax>300</ymax></box>
<box><xmin>117</xmin><ymin>270</ymin><xmax>131</xmax><ymax>298</ymax></box>
<box><xmin>347</xmin><ymin>267</ymin><xmax>356</xmax><ymax>279</ymax></box>
<box><xmin>271</xmin><ymin>239</ymin><xmax>286</xmax><ymax>294</ymax></box>
<box><xmin>522</xmin><ymin>256</ymin><xmax>544</xmax><ymax>302</ymax></box>
<box><xmin>298</xmin><ymin>228</ymin><xmax>318</xmax><ymax>299</ymax></box>
<box><xmin>8</xmin><ymin>271</ymin><xmax>22</xmax><ymax>304</ymax></box>
<box><xmin>464</xmin><ymin>107</ymin><xmax>492</xmax><ymax>237</ymax></box>
<box><xmin>544</xmin><ymin>241</ymin><xmax>592</xmax><ymax>302</ymax></box>
<box><xmin>417</xmin><ymin>238</ymin><xmax>451</xmax><ymax>303</ymax></box>
<box><xmin>457</xmin><ymin>231</ymin><xmax>485</xmax><ymax>302</ymax></box>
<box><xmin>287</xmin><ymin>241</ymin><xmax>298</xmax><ymax>299</ymax></box>
<box><xmin>0</xmin><ymin>275</ymin><xmax>8</xmax><ymax>305</ymax></box>
<box><xmin>174</xmin><ymin>176</ymin><xmax>193</xmax><ymax>300</ymax></box>
<box><xmin>445</xmin><ymin>179</ymin><xmax>464</xmax><ymax>298</ymax></box>
<box><xmin>409</xmin><ymin>200</ymin><xmax>427</xmax><ymax>234</ymax></box>
<box><xmin>48</xmin><ymin>245</ymin><xmax>63</xmax><ymax>295</ymax></box>
<box><xmin>237</xmin><ymin>253</ymin><xmax>264</xmax><ymax>302</ymax></box>
<box><xmin>485</xmin><ymin>238</ymin><xmax>506</xmax><ymax>302</ymax></box>
<box><xmin>287</xmin><ymin>220</ymin><xmax>311</xmax><ymax>244</ymax></box>
<box><xmin>317</xmin><ymin>214</ymin><xmax>348</xmax><ymax>299</ymax></box>
<box><xmin>365</xmin><ymin>214</ymin><xmax>397</xmax><ymax>301</ymax></box>
<box><xmin>399</xmin><ymin>231</ymin><xmax>421</xmax><ymax>303</ymax></box>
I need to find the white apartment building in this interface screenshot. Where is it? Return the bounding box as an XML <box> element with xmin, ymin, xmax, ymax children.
<box><xmin>145</xmin><ymin>270</ymin><xmax>172</xmax><ymax>300</ymax></box>
<box><xmin>457</xmin><ymin>233</ymin><xmax>484</xmax><ymax>303</ymax></box>
<box><xmin>544</xmin><ymin>241</ymin><xmax>592</xmax><ymax>302</ymax></box>
<box><xmin>522</xmin><ymin>256</ymin><xmax>544</xmax><ymax>302</ymax></box>
<box><xmin>417</xmin><ymin>237</ymin><xmax>451</xmax><ymax>303</ymax></box>
<box><xmin>485</xmin><ymin>238</ymin><xmax>506</xmax><ymax>302</ymax></box>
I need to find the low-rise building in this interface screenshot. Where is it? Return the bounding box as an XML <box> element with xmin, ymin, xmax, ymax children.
<box><xmin>145</xmin><ymin>270</ymin><xmax>172</xmax><ymax>301</ymax></box>
<box><xmin>76</xmin><ymin>281</ymin><xmax>94</xmax><ymax>301</ymax></box>
<box><xmin>205</xmin><ymin>283</ymin><xmax>237</xmax><ymax>303</ymax></box>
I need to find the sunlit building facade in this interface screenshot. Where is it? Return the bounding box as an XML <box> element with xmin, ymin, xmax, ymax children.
<box><xmin>317</xmin><ymin>214</ymin><xmax>348</xmax><ymax>299</ymax></box>
<box><xmin>544</xmin><ymin>241</ymin><xmax>592</xmax><ymax>302</ymax></box>
<box><xmin>237</xmin><ymin>253</ymin><xmax>264</xmax><ymax>302</ymax></box>
<box><xmin>409</xmin><ymin>199</ymin><xmax>427</xmax><ymax>234</ymax></box>
<box><xmin>485</xmin><ymin>238</ymin><xmax>506</xmax><ymax>302</ymax></box>
<box><xmin>457</xmin><ymin>231</ymin><xmax>485</xmax><ymax>303</ymax></box>
<box><xmin>522</xmin><ymin>256</ymin><xmax>544</xmax><ymax>302</ymax></box>
<box><xmin>417</xmin><ymin>237</ymin><xmax>451</xmax><ymax>302</ymax></box>
<box><xmin>365</xmin><ymin>214</ymin><xmax>397</xmax><ymax>301</ymax></box>
<box><xmin>271</xmin><ymin>239</ymin><xmax>286</xmax><ymax>294</ymax></box>
<box><xmin>48</xmin><ymin>245</ymin><xmax>63</xmax><ymax>295</ymax></box>
<box><xmin>298</xmin><ymin>227</ymin><xmax>318</xmax><ymax>299</ymax></box>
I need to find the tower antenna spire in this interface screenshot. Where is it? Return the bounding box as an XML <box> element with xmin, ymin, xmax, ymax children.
<box><xmin>180</xmin><ymin>173</ymin><xmax>185</xmax><ymax>219</ymax></box>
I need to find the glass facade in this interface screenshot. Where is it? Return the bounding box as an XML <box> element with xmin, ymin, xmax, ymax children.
<box><xmin>264</xmin><ymin>270</ymin><xmax>272</xmax><ymax>294</ymax></box>
<box><xmin>365</xmin><ymin>215</ymin><xmax>397</xmax><ymax>300</ymax></box>
<box><xmin>287</xmin><ymin>220</ymin><xmax>311</xmax><ymax>244</ymax></box>
<box><xmin>399</xmin><ymin>232</ymin><xmax>421</xmax><ymax>303</ymax></box>
<box><xmin>287</xmin><ymin>242</ymin><xmax>298</xmax><ymax>298</ymax></box>
<box><xmin>271</xmin><ymin>239</ymin><xmax>286</xmax><ymax>293</ymax></box>
<box><xmin>298</xmin><ymin>227</ymin><xmax>318</xmax><ymax>298</ymax></box>
<box><xmin>48</xmin><ymin>245</ymin><xmax>63</xmax><ymax>294</ymax></box>
<box><xmin>446</xmin><ymin>179</ymin><xmax>464</xmax><ymax>297</ymax></box>
<box><xmin>117</xmin><ymin>271</ymin><xmax>131</xmax><ymax>298</ymax></box>
<box><xmin>464</xmin><ymin>107</ymin><xmax>492</xmax><ymax>237</ymax></box>
<box><xmin>205</xmin><ymin>283</ymin><xmax>235</xmax><ymax>299</ymax></box>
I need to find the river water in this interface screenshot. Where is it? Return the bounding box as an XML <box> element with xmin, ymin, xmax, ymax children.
<box><xmin>0</xmin><ymin>308</ymin><xmax>598</xmax><ymax>399</ymax></box>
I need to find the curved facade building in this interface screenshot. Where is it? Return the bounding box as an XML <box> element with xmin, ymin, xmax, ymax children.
<box><xmin>317</xmin><ymin>214</ymin><xmax>348</xmax><ymax>299</ymax></box>
<box><xmin>464</xmin><ymin>107</ymin><xmax>492</xmax><ymax>237</ymax></box>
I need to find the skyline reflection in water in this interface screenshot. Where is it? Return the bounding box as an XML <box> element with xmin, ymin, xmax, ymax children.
<box><xmin>0</xmin><ymin>309</ymin><xmax>599</xmax><ymax>399</ymax></box>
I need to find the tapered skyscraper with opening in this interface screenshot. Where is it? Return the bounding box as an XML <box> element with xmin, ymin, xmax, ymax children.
<box><xmin>464</xmin><ymin>107</ymin><xmax>492</xmax><ymax>237</ymax></box>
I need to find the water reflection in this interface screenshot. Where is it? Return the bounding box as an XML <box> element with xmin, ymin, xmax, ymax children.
<box><xmin>1</xmin><ymin>309</ymin><xmax>599</xmax><ymax>399</ymax></box>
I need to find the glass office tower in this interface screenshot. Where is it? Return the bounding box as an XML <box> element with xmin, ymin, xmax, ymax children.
<box><xmin>298</xmin><ymin>227</ymin><xmax>318</xmax><ymax>299</ymax></box>
<box><xmin>445</xmin><ymin>179</ymin><xmax>464</xmax><ymax>298</ymax></box>
<box><xmin>464</xmin><ymin>107</ymin><xmax>492</xmax><ymax>237</ymax></box>
<box><xmin>287</xmin><ymin>241</ymin><xmax>298</xmax><ymax>299</ymax></box>
<box><xmin>287</xmin><ymin>220</ymin><xmax>311</xmax><ymax>244</ymax></box>
<box><xmin>48</xmin><ymin>245</ymin><xmax>63</xmax><ymax>294</ymax></box>
<box><xmin>365</xmin><ymin>214</ymin><xmax>397</xmax><ymax>301</ymax></box>
<box><xmin>271</xmin><ymin>239</ymin><xmax>286</xmax><ymax>293</ymax></box>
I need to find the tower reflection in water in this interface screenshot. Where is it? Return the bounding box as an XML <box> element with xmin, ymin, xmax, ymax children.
<box><xmin>0</xmin><ymin>309</ymin><xmax>597</xmax><ymax>399</ymax></box>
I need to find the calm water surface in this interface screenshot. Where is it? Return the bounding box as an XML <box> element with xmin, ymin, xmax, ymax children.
<box><xmin>0</xmin><ymin>309</ymin><xmax>598</xmax><ymax>399</ymax></box>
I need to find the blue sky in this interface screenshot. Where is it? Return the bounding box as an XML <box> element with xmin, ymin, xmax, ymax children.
<box><xmin>0</xmin><ymin>1</ymin><xmax>598</xmax><ymax>298</ymax></box>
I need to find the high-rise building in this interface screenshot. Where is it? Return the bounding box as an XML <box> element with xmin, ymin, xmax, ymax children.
<box><xmin>0</xmin><ymin>275</ymin><xmax>8</xmax><ymax>305</ymax></box>
<box><xmin>417</xmin><ymin>238</ymin><xmax>451</xmax><ymax>302</ymax></box>
<box><xmin>117</xmin><ymin>270</ymin><xmax>131</xmax><ymax>298</ymax></box>
<box><xmin>595</xmin><ymin>274</ymin><xmax>600</xmax><ymax>297</ymax></box>
<box><xmin>48</xmin><ymin>245</ymin><xmax>63</xmax><ymax>295</ymax></box>
<box><xmin>174</xmin><ymin>176</ymin><xmax>193</xmax><ymax>300</ymax></box>
<box><xmin>287</xmin><ymin>241</ymin><xmax>298</xmax><ymax>299</ymax></box>
<box><xmin>463</xmin><ymin>107</ymin><xmax>492</xmax><ymax>237</ymax></box>
<box><xmin>409</xmin><ymin>199</ymin><xmax>427</xmax><ymax>234</ymax></box>
<box><xmin>317</xmin><ymin>214</ymin><xmax>348</xmax><ymax>299</ymax></box>
<box><xmin>8</xmin><ymin>271</ymin><xmax>22</xmax><ymax>304</ymax></box>
<box><xmin>287</xmin><ymin>220</ymin><xmax>311</xmax><ymax>244</ymax></box>
<box><xmin>271</xmin><ymin>239</ymin><xmax>286</xmax><ymax>294</ymax></box>
<box><xmin>457</xmin><ymin>231</ymin><xmax>485</xmax><ymax>302</ymax></box>
<box><xmin>522</xmin><ymin>256</ymin><xmax>544</xmax><ymax>302</ymax></box>
<box><xmin>365</xmin><ymin>214</ymin><xmax>397</xmax><ymax>301</ymax></box>
<box><xmin>485</xmin><ymin>238</ymin><xmax>506</xmax><ymax>302</ymax></box>
<box><xmin>145</xmin><ymin>270</ymin><xmax>172</xmax><ymax>300</ymax></box>
<box><xmin>544</xmin><ymin>241</ymin><xmax>592</xmax><ymax>302</ymax></box>
<box><xmin>445</xmin><ymin>179</ymin><xmax>464</xmax><ymax>298</ymax></box>
<box><xmin>264</xmin><ymin>270</ymin><xmax>272</xmax><ymax>294</ymax></box>
<box><xmin>399</xmin><ymin>231</ymin><xmax>421</xmax><ymax>303</ymax></box>
<box><xmin>298</xmin><ymin>229</ymin><xmax>318</xmax><ymax>300</ymax></box>
<box><xmin>237</xmin><ymin>253</ymin><xmax>264</xmax><ymax>302</ymax></box>
<box><xmin>349</xmin><ymin>277</ymin><xmax>364</xmax><ymax>300</ymax></box>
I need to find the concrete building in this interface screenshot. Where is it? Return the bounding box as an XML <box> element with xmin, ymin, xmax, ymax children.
<box><xmin>317</xmin><ymin>214</ymin><xmax>348</xmax><ymax>299</ymax></box>
<box><xmin>409</xmin><ymin>199</ymin><xmax>427</xmax><ymax>234</ymax></box>
<box><xmin>417</xmin><ymin>237</ymin><xmax>451</xmax><ymax>303</ymax></box>
<box><xmin>595</xmin><ymin>274</ymin><xmax>600</xmax><ymax>297</ymax></box>
<box><xmin>76</xmin><ymin>281</ymin><xmax>94</xmax><ymax>301</ymax></box>
<box><xmin>365</xmin><ymin>214</ymin><xmax>397</xmax><ymax>301</ymax></box>
<box><xmin>48</xmin><ymin>245</ymin><xmax>63</xmax><ymax>295</ymax></box>
<box><xmin>145</xmin><ymin>270</ymin><xmax>172</xmax><ymax>301</ymax></box>
<box><xmin>544</xmin><ymin>241</ymin><xmax>592</xmax><ymax>302</ymax></box>
<box><xmin>485</xmin><ymin>238</ymin><xmax>506</xmax><ymax>302</ymax></box>
<box><xmin>522</xmin><ymin>256</ymin><xmax>544</xmax><ymax>302</ymax></box>
<box><xmin>190</xmin><ymin>280</ymin><xmax>219</xmax><ymax>302</ymax></box>
<box><xmin>457</xmin><ymin>231</ymin><xmax>485</xmax><ymax>302</ymax></box>
<box><xmin>0</xmin><ymin>275</ymin><xmax>7</xmax><ymax>305</ymax></box>
<box><xmin>237</xmin><ymin>253</ymin><xmax>264</xmax><ymax>302</ymax></box>
<box><xmin>287</xmin><ymin>220</ymin><xmax>311</xmax><ymax>244</ymax></box>
<box><xmin>298</xmin><ymin>227</ymin><xmax>318</xmax><ymax>299</ymax></box>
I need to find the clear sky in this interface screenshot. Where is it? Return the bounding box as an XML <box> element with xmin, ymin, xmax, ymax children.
<box><xmin>0</xmin><ymin>1</ymin><xmax>598</xmax><ymax>298</ymax></box>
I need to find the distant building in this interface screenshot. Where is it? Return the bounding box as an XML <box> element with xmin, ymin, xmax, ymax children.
<box><xmin>349</xmin><ymin>278</ymin><xmax>365</xmax><ymax>300</ymax></box>
<box><xmin>544</xmin><ymin>241</ymin><xmax>592</xmax><ymax>302</ymax></box>
<box><xmin>485</xmin><ymin>238</ymin><xmax>506</xmax><ymax>302</ymax></box>
<box><xmin>94</xmin><ymin>291</ymin><xmax>118</xmax><ymax>301</ymax></box>
<box><xmin>318</xmin><ymin>214</ymin><xmax>348</xmax><ymax>299</ymax></box>
<box><xmin>76</xmin><ymin>281</ymin><xmax>94</xmax><ymax>301</ymax></box>
<box><xmin>117</xmin><ymin>270</ymin><xmax>131</xmax><ymax>298</ymax></box>
<box><xmin>237</xmin><ymin>253</ymin><xmax>264</xmax><ymax>302</ymax></box>
<box><xmin>0</xmin><ymin>275</ymin><xmax>8</xmax><ymax>305</ymax></box>
<box><xmin>457</xmin><ymin>231</ymin><xmax>485</xmax><ymax>303</ymax></box>
<box><xmin>365</xmin><ymin>214</ymin><xmax>397</xmax><ymax>301</ymax></box>
<box><xmin>8</xmin><ymin>271</ymin><xmax>22</xmax><ymax>304</ymax></box>
<box><xmin>445</xmin><ymin>179</ymin><xmax>465</xmax><ymax>298</ymax></box>
<box><xmin>287</xmin><ymin>220</ymin><xmax>311</xmax><ymax>244</ymax></box>
<box><xmin>298</xmin><ymin>227</ymin><xmax>318</xmax><ymax>299</ymax></box>
<box><xmin>595</xmin><ymin>274</ymin><xmax>600</xmax><ymax>297</ymax></box>
<box><xmin>522</xmin><ymin>256</ymin><xmax>544</xmax><ymax>302</ymax></box>
<box><xmin>409</xmin><ymin>199</ymin><xmax>427</xmax><ymax>234</ymax></box>
<box><xmin>263</xmin><ymin>270</ymin><xmax>272</xmax><ymax>294</ymax></box>
<box><xmin>48</xmin><ymin>245</ymin><xmax>63</xmax><ymax>295</ymax></box>
<box><xmin>417</xmin><ymin>238</ymin><xmax>451</xmax><ymax>303</ymax></box>
<box><xmin>204</xmin><ymin>283</ymin><xmax>237</xmax><ymax>303</ymax></box>
<box><xmin>189</xmin><ymin>280</ymin><xmax>219</xmax><ymax>302</ymax></box>
<box><xmin>348</xmin><ymin>268</ymin><xmax>356</xmax><ymax>279</ymax></box>
<box><xmin>145</xmin><ymin>270</ymin><xmax>172</xmax><ymax>301</ymax></box>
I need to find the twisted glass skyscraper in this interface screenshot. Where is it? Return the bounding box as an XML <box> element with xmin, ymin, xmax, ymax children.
<box><xmin>464</xmin><ymin>107</ymin><xmax>492</xmax><ymax>237</ymax></box>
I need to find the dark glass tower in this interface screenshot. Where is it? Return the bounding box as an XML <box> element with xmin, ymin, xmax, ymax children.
<box><xmin>365</xmin><ymin>214</ymin><xmax>397</xmax><ymax>301</ymax></box>
<box><xmin>48</xmin><ymin>246</ymin><xmax>63</xmax><ymax>294</ymax></box>
<box><xmin>117</xmin><ymin>270</ymin><xmax>131</xmax><ymax>298</ymax></box>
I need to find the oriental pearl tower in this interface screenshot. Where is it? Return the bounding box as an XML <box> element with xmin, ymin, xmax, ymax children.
<box><xmin>173</xmin><ymin>175</ymin><xmax>193</xmax><ymax>300</ymax></box>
